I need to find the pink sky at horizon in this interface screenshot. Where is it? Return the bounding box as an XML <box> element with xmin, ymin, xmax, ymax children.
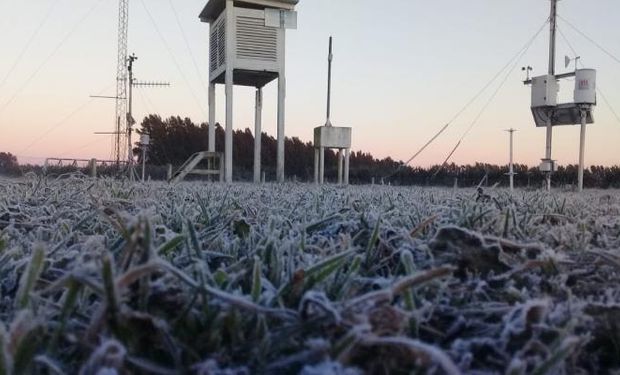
<box><xmin>1</xmin><ymin>0</ymin><xmax>619</xmax><ymax>168</ymax></box>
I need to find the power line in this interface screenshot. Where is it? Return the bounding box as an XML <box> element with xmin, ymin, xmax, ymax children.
<box><xmin>598</xmin><ymin>89</ymin><xmax>620</xmax><ymax>126</ymax></box>
<box><xmin>431</xmin><ymin>22</ymin><xmax>543</xmax><ymax>176</ymax></box>
<box><xmin>0</xmin><ymin>0</ymin><xmax>60</xmax><ymax>92</ymax></box>
<box><xmin>167</xmin><ymin>0</ymin><xmax>210</xmax><ymax>100</ymax></box>
<box><xmin>137</xmin><ymin>89</ymin><xmax>156</xmax><ymax>115</ymax></box>
<box><xmin>0</xmin><ymin>0</ymin><xmax>104</xmax><ymax>118</ymax></box>
<box><xmin>388</xmin><ymin>19</ymin><xmax>548</xmax><ymax>178</ymax></box>
<box><xmin>139</xmin><ymin>0</ymin><xmax>209</xmax><ymax>120</ymax></box>
<box><xmin>558</xmin><ymin>15</ymin><xmax>620</xmax><ymax>66</ymax></box>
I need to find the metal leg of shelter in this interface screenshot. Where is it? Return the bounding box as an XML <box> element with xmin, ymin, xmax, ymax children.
<box><xmin>254</xmin><ymin>88</ymin><xmax>263</xmax><ymax>184</ymax></box>
<box><xmin>277</xmin><ymin>75</ymin><xmax>286</xmax><ymax>183</ymax></box>
<box><xmin>319</xmin><ymin>147</ymin><xmax>325</xmax><ymax>185</ymax></box>
<box><xmin>225</xmin><ymin>69</ymin><xmax>233</xmax><ymax>183</ymax></box>
<box><xmin>578</xmin><ymin>108</ymin><xmax>587</xmax><ymax>192</ymax></box>
<box><xmin>337</xmin><ymin>149</ymin><xmax>343</xmax><ymax>185</ymax></box>
<box><xmin>344</xmin><ymin>149</ymin><xmax>350</xmax><ymax>185</ymax></box>
<box><xmin>314</xmin><ymin>148</ymin><xmax>319</xmax><ymax>184</ymax></box>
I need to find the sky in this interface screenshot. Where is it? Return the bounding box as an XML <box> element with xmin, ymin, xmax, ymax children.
<box><xmin>1</xmin><ymin>0</ymin><xmax>619</xmax><ymax>168</ymax></box>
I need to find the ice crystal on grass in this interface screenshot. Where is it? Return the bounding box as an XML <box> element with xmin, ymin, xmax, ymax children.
<box><xmin>0</xmin><ymin>177</ymin><xmax>619</xmax><ymax>373</ymax></box>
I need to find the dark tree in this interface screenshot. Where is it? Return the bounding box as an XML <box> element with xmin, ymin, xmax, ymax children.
<box><xmin>0</xmin><ymin>152</ymin><xmax>19</xmax><ymax>175</ymax></box>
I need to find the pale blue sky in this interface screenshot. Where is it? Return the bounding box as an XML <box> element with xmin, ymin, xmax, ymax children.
<box><xmin>1</xmin><ymin>0</ymin><xmax>619</xmax><ymax>167</ymax></box>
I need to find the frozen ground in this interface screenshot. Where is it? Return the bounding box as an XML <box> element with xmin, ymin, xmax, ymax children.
<box><xmin>1</xmin><ymin>175</ymin><xmax>620</xmax><ymax>374</ymax></box>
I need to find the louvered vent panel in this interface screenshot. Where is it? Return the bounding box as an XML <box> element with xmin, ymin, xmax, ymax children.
<box><xmin>217</xmin><ymin>20</ymin><xmax>226</xmax><ymax>67</ymax></box>
<box><xmin>209</xmin><ymin>17</ymin><xmax>226</xmax><ymax>73</ymax></box>
<box><xmin>236</xmin><ymin>15</ymin><xmax>277</xmax><ymax>62</ymax></box>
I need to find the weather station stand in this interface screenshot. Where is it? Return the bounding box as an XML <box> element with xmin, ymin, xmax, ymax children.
<box><xmin>314</xmin><ymin>37</ymin><xmax>352</xmax><ymax>185</ymax></box>
<box><xmin>196</xmin><ymin>0</ymin><xmax>299</xmax><ymax>184</ymax></box>
<box><xmin>524</xmin><ymin>0</ymin><xmax>596</xmax><ymax>192</ymax></box>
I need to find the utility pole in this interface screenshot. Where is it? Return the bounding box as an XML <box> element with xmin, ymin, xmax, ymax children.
<box><xmin>127</xmin><ymin>54</ymin><xmax>137</xmax><ymax>179</ymax></box>
<box><xmin>505</xmin><ymin>128</ymin><xmax>517</xmax><ymax>192</ymax></box>
<box><xmin>126</xmin><ymin>54</ymin><xmax>170</xmax><ymax>180</ymax></box>
<box><xmin>544</xmin><ymin>0</ymin><xmax>558</xmax><ymax>191</ymax></box>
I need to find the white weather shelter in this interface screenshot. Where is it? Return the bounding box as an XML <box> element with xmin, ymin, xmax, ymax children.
<box><xmin>200</xmin><ymin>0</ymin><xmax>299</xmax><ymax>183</ymax></box>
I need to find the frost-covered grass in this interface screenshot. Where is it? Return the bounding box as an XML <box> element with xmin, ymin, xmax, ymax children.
<box><xmin>1</xmin><ymin>175</ymin><xmax>620</xmax><ymax>374</ymax></box>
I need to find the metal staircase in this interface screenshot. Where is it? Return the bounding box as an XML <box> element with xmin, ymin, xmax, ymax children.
<box><xmin>169</xmin><ymin>151</ymin><xmax>224</xmax><ymax>183</ymax></box>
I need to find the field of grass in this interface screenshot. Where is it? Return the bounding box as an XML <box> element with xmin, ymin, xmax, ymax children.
<box><xmin>1</xmin><ymin>175</ymin><xmax>620</xmax><ymax>374</ymax></box>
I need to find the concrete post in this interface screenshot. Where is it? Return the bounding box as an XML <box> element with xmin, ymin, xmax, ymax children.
<box><xmin>219</xmin><ymin>155</ymin><xmax>225</xmax><ymax>182</ymax></box>
<box><xmin>167</xmin><ymin>164</ymin><xmax>172</xmax><ymax>181</ymax></box>
<box><xmin>90</xmin><ymin>159</ymin><xmax>97</xmax><ymax>178</ymax></box>
<box><xmin>277</xmin><ymin>75</ymin><xmax>285</xmax><ymax>183</ymax></box>
<box><xmin>224</xmin><ymin>0</ymin><xmax>234</xmax><ymax>183</ymax></box>
<box><xmin>225</xmin><ymin>77</ymin><xmax>233</xmax><ymax>183</ymax></box>
<box><xmin>208</xmin><ymin>84</ymin><xmax>216</xmax><ymax>153</ymax></box>
<box><xmin>319</xmin><ymin>147</ymin><xmax>325</xmax><ymax>184</ymax></box>
<box><xmin>314</xmin><ymin>148</ymin><xmax>319</xmax><ymax>184</ymax></box>
<box><xmin>254</xmin><ymin>88</ymin><xmax>263</xmax><ymax>183</ymax></box>
<box><xmin>344</xmin><ymin>148</ymin><xmax>350</xmax><ymax>185</ymax></box>
<box><xmin>337</xmin><ymin>149</ymin><xmax>344</xmax><ymax>184</ymax></box>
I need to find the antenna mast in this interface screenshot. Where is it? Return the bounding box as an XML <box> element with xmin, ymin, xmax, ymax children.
<box><xmin>543</xmin><ymin>0</ymin><xmax>558</xmax><ymax>191</ymax></box>
<box><xmin>125</xmin><ymin>54</ymin><xmax>170</xmax><ymax>180</ymax></box>
<box><xmin>114</xmin><ymin>0</ymin><xmax>129</xmax><ymax>166</ymax></box>
<box><xmin>325</xmin><ymin>36</ymin><xmax>333</xmax><ymax>127</ymax></box>
<box><xmin>548</xmin><ymin>0</ymin><xmax>557</xmax><ymax>75</ymax></box>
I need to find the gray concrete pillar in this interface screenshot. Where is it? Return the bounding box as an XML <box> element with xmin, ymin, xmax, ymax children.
<box><xmin>337</xmin><ymin>149</ymin><xmax>344</xmax><ymax>185</ymax></box>
<box><xmin>319</xmin><ymin>147</ymin><xmax>325</xmax><ymax>184</ymax></box>
<box><xmin>314</xmin><ymin>148</ymin><xmax>319</xmax><ymax>184</ymax></box>
<box><xmin>344</xmin><ymin>148</ymin><xmax>350</xmax><ymax>185</ymax></box>
<box><xmin>277</xmin><ymin>75</ymin><xmax>285</xmax><ymax>183</ymax></box>
<box><xmin>254</xmin><ymin>88</ymin><xmax>263</xmax><ymax>183</ymax></box>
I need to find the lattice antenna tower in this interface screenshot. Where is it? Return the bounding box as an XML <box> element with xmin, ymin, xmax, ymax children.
<box><xmin>114</xmin><ymin>0</ymin><xmax>129</xmax><ymax>165</ymax></box>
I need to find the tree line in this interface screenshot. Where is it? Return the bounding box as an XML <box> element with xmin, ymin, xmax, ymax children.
<box><xmin>135</xmin><ymin>115</ymin><xmax>620</xmax><ymax>188</ymax></box>
<box><xmin>1</xmin><ymin>114</ymin><xmax>619</xmax><ymax>188</ymax></box>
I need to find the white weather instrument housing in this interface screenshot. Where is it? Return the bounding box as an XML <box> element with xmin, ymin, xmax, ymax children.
<box><xmin>531</xmin><ymin>74</ymin><xmax>558</xmax><ymax>108</ymax></box>
<box><xmin>574</xmin><ymin>69</ymin><xmax>597</xmax><ymax>105</ymax></box>
<box><xmin>199</xmin><ymin>0</ymin><xmax>299</xmax><ymax>183</ymax></box>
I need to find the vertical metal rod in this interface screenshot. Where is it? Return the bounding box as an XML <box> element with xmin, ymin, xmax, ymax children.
<box><xmin>127</xmin><ymin>54</ymin><xmax>136</xmax><ymax>180</ymax></box>
<box><xmin>544</xmin><ymin>0</ymin><xmax>558</xmax><ymax>191</ymax></box>
<box><xmin>548</xmin><ymin>0</ymin><xmax>557</xmax><ymax>76</ymax></box>
<box><xmin>254</xmin><ymin>88</ymin><xmax>263</xmax><ymax>183</ymax></box>
<box><xmin>545</xmin><ymin>118</ymin><xmax>553</xmax><ymax>191</ymax></box>
<box><xmin>326</xmin><ymin>36</ymin><xmax>333</xmax><ymax>127</ymax></box>
<box><xmin>578</xmin><ymin>108</ymin><xmax>587</xmax><ymax>192</ymax></box>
